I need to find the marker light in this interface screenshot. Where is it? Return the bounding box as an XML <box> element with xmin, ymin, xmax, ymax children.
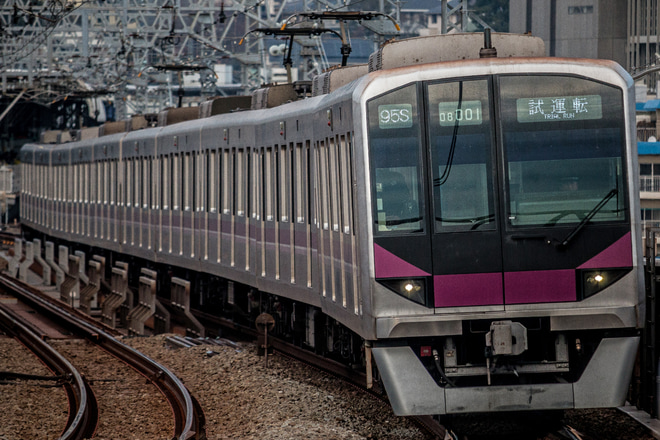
<box><xmin>579</xmin><ymin>268</ymin><xmax>631</xmax><ymax>299</ymax></box>
<box><xmin>377</xmin><ymin>277</ymin><xmax>428</xmax><ymax>306</ymax></box>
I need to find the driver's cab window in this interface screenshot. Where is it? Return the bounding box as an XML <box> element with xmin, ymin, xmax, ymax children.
<box><xmin>367</xmin><ymin>84</ymin><xmax>425</xmax><ymax>235</ymax></box>
<box><xmin>374</xmin><ymin>167</ymin><xmax>421</xmax><ymax>232</ymax></box>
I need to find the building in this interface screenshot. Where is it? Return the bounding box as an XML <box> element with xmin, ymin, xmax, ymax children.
<box><xmin>509</xmin><ymin>0</ymin><xmax>627</xmax><ymax>67</ymax></box>
<box><xmin>638</xmin><ymin>101</ymin><xmax>660</xmax><ymax>237</ymax></box>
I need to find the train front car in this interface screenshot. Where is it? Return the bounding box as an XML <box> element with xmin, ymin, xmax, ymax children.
<box><xmin>361</xmin><ymin>38</ymin><xmax>643</xmax><ymax>416</ymax></box>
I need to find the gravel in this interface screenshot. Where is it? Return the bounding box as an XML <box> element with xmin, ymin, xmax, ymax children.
<box><xmin>125</xmin><ymin>334</ymin><xmax>428</xmax><ymax>440</ymax></box>
<box><xmin>0</xmin><ymin>330</ymin><xmax>656</xmax><ymax>440</ymax></box>
<box><xmin>0</xmin><ymin>335</ymin><xmax>68</xmax><ymax>439</ymax></box>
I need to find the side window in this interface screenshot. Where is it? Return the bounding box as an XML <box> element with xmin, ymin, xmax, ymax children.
<box><xmin>236</xmin><ymin>149</ymin><xmax>244</xmax><ymax>216</ymax></box>
<box><xmin>264</xmin><ymin>147</ymin><xmax>274</xmax><ymax>221</ymax></box>
<box><xmin>173</xmin><ymin>154</ymin><xmax>180</xmax><ymax>211</ymax></box>
<box><xmin>279</xmin><ymin>145</ymin><xmax>290</xmax><ymax>222</ymax></box>
<box><xmin>162</xmin><ymin>155</ymin><xmax>170</xmax><ymax>210</ymax></box>
<box><xmin>293</xmin><ymin>142</ymin><xmax>308</xmax><ymax>224</ymax></box>
<box><xmin>222</xmin><ymin>149</ymin><xmax>232</xmax><ymax>215</ymax></box>
<box><xmin>208</xmin><ymin>150</ymin><xmax>216</xmax><ymax>213</ymax></box>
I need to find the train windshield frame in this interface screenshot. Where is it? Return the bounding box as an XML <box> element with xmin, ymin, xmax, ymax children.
<box><xmin>426</xmin><ymin>77</ymin><xmax>497</xmax><ymax>232</ymax></box>
<box><xmin>498</xmin><ymin>74</ymin><xmax>628</xmax><ymax>229</ymax></box>
<box><xmin>367</xmin><ymin>84</ymin><xmax>426</xmax><ymax>235</ymax></box>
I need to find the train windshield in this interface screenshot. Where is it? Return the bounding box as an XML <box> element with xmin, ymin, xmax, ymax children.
<box><xmin>367</xmin><ymin>75</ymin><xmax>627</xmax><ymax>236</ymax></box>
<box><xmin>499</xmin><ymin>75</ymin><xmax>627</xmax><ymax>227</ymax></box>
<box><xmin>367</xmin><ymin>84</ymin><xmax>425</xmax><ymax>234</ymax></box>
<box><xmin>427</xmin><ymin>79</ymin><xmax>496</xmax><ymax>232</ymax></box>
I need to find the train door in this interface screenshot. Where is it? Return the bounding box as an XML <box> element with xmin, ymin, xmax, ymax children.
<box><xmin>172</xmin><ymin>152</ymin><xmax>183</xmax><ymax>255</ymax></box>
<box><xmin>204</xmin><ymin>148</ymin><xmax>218</xmax><ymax>264</ymax></box>
<box><xmin>161</xmin><ymin>153</ymin><xmax>172</xmax><ymax>254</ymax></box>
<box><xmin>279</xmin><ymin>144</ymin><xmax>293</xmax><ymax>283</ymax></box>
<box><xmin>140</xmin><ymin>154</ymin><xmax>152</xmax><ymax>251</ymax></box>
<box><xmin>201</xmin><ymin>149</ymin><xmax>211</xmax><ymax>263</ymax></box>
<box><xmin>96</xmin><ymin>160</ymin><xmax>102</xmax><ymax>240</ymax></box>
<box><xmin>249</xmin><ymin>147</ymin><xmax>260</xmax><ymax>273</ymax></box>
<box><xmin>73</xmin><ymin>161</ymin><xmax>79</xmax><ymax>236</ymax></box>
<box><xmin>66</xmin><ymin>159</ymin><xmax>73</xmax><ymax>234</ymax></box>
<box><xmin>83</xmin><ymin>162</ymin><xmax>89</xmax><ymax>237</ymax></box>
<box><xmin>425</xmin><ymin>78</ymin><xmax>504</xmax><ymax>308</ymax></box>
<box><xmin>262</xmin><ymin>146</ymin><xmax>278</xmax><ymax>279</ymax></box>
<box><xmin>220</xmin><ymin>148</ymin><xmax>233</xmax><ymax>265</ymax></box>
<box><xmin>256</xmin><ymin>146</ymin><xmax>266</xmax><ymax>277</ymax></box>
<box><xmin>128</xmin><ymin>157</ymin><xmax>136</xmax><ymax>246</ymax></box>
<box><xmin>194</xmin><ymin>150</ymin><xmax>203</xmax><ymax>259</ymax></box>
<box><xmin>182</xmin><ymin>151</ymin><xmax>194</xmax><ymax>258</ymax></box>
<box><xmin>233</xmin><ymin>147</ymin><xmax>249</xmax><ymax>271</ymax></box>
<box><xmin>150</xmin><ymin>154</ymin><xmax>159</xmax><ymax>252</ymax></box>
<box><xmin>293</xmin><ymin>141</ymin><xmax>312</xmax><ymax>288</ymax></box>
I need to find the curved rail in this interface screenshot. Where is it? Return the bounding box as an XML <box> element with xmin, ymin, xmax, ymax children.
<box><xmin>0</xmin><ymin>302</ymin><xmax>98</xmax><ymax>440</ymax></box>
<box><xmin>0</xmin><ymin>274</ymin><xmax>204</xmax><ymax>440</ymax></box>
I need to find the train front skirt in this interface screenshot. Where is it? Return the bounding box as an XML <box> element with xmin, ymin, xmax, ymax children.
<box><xmin>372</xmin><ymin>336</ymin><xmax>639</xmax><ymax>415</ymax></box>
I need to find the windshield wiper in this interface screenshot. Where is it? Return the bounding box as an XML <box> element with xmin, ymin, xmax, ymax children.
<box><xmin>552</xmin><ymin>188</ymin><xmax>618</xmax><ymax>248</ymax></box>
<box><xmin>434</xmin><ymin>82</ymin><xmax>463</xmax><ymax>187</ymax></box>
<box><xmin>435</xmin><ymin>213</ymin><xmax>494</xmax><ymax>230</ymax></box>
<box><xmin>385</xmin><ymin>216</ymin><xmax>423</xmax><ymax>226</ymax></box>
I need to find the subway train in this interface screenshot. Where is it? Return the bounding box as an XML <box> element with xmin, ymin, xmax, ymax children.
<box><xmin>19</xmin><ymin>31</ymin><xmax>644</xmax><ymax>416</ymax></box>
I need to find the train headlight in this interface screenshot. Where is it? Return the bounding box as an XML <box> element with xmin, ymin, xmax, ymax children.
<box><xmin>578</xmin><ymin>268</ymin><xmax>631</xmax><ymax>299</ymax></box>
<box><xmin>377</xmin><ymin>277</ymin><xmax>428</xmax><ymax>306</ymax></box>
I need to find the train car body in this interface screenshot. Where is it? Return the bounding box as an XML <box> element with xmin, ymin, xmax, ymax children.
<box><xmin>20</xmin><ymin>32</ymin><xmax>643</xmax><ymax>417</ymax></box>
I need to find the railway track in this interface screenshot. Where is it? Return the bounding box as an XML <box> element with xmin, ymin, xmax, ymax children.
<box><xmin>0</xmin><ymin>273</ymin><xmax>205</xmax><ymax>440</ymax></box>
<box><xmin>0</xmin><ymin>301</ymin><xmax>98</xmax><ymax>440</ymax></box>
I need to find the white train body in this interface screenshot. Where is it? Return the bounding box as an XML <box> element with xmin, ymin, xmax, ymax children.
<box><xmin>20</xmin><ymin>33</ymin><xmax>643</xmax><ymax>416</ymax></box>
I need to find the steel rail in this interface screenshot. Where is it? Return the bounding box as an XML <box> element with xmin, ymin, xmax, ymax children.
<box><xmin>0</xmin><ymin>274</ymin><xmax>204</xmax><ymax>440</ymax></box>
<box><xmin>0</xmin><ymin>302</ymin><xmax>98</xmax><ymax>440</ymax></box>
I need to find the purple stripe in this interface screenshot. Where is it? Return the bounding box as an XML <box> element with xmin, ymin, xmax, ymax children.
<box><xmin>578</xmin><ymin>232</ymin><xmax>632</xmax><ymax>269</ymax></box>
<box><xmin>504</xmin><ymin>269</ymin><xmax>576</xmax><ymax>304</ymax></box>
<box><xmin>280</xmin><ymin>228</ymin><xmax>291</xmax><ymax>244</ymax></box>
<box><xmin>373</xmin><ymin>244</ymin><xmax>430</xmax><ymax>278</ymax></box>
<box><xmin>235</xmin><ymin>221</ymin><xmax>246</xmax><ymax>236</ymax></box>
<box><xmin>434</xmin><ymin>273</ymin><xmax>503</xmax><ymax>307</ymax></box>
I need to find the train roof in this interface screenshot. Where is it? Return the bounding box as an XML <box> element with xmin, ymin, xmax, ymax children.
<box><xmin>37</xmin><ymin>32</ymin><xmax>620</xmax><ymax>148</ymax></box>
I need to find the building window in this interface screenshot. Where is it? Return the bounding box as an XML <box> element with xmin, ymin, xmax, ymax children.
<box><xmin>642</xmin><ymin>209</ymin><xmax>660</xmax><ymax>227</ymax></box>
<box><xmin>640</xmin><ymin>163</ymin><xmax>660</xmax><ymax>192</ymax></box>
<box><xmin>568</xmin><ymin>6</ymin><xmax>593</xmax><ymax>14</ymax></box>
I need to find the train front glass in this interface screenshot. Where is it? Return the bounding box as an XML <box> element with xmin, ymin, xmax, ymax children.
<box><xmin>368</xmin><ymin>74</ymin><xmax>629</xmax><ymax>307</ymax></box>
<box><xmin>499</xmin><ymin>75</ymin><xmax>626</xmax><ymax>229</ymax></box>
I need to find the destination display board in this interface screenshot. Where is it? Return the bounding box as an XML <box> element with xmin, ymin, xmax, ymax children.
<box><xmin>516</xmin><ymin>95</ymin><xmax>602</xmax><ymax>123</ymax></box>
